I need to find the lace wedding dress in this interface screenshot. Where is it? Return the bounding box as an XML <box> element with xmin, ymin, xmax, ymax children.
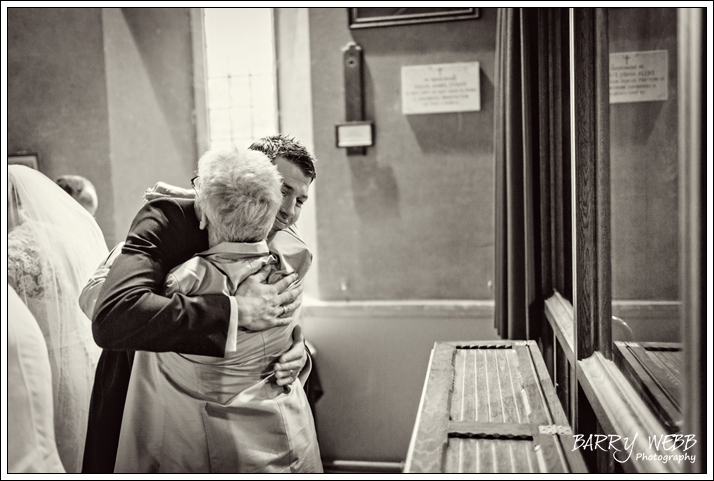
<box><xmin>8</xmin><ymin>165</ymin><xmax>108</xmax><ymax>473</ymax></box>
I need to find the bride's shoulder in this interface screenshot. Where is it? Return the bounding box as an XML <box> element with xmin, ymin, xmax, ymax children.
<box><xmin>9</xmin><ymin>221</ymin><xmax>75</xmax><ymax>269</ymax></box>
<box><xmin>8</xmin><ymin>224</ymin><xmax>44</xmax><ymax>298</ymax></box>
<box><xmin>8</xmin><ymin>221</ymin><xmax>41</xmax><ymax>251</ymax></box>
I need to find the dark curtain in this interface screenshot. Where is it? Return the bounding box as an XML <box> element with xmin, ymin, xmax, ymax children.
<box><xmin>494</xmin><ymin>8</ymin><xmax>572</xmax><ymax>340</ymax></box>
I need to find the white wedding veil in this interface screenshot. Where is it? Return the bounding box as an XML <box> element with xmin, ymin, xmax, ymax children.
<box><xmin>8</xmin><ymin>165</ymin><xmax>109</xmax><ymax>472</ymax></box>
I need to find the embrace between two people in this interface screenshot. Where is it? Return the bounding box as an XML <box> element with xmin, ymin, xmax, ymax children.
<box><xmin>80</xmin><ymin>135</ymin><xmax>321</xmax><ymax>473</ymax></box>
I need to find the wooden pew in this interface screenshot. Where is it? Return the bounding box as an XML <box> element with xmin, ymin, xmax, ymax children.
<box><xmin>404</xmin><ymin>340</ymin><xmax>587</xmax><ymax>473</ymax></box>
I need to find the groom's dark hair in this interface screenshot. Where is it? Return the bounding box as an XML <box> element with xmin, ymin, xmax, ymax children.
<box><xmin>248</xmin><ymin>134</ymin><xmax>316</xmax><ymax>181</ymax></box>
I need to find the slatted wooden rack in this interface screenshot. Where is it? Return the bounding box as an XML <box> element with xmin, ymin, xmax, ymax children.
<box><xmin>404</xmin><ymin>340</ymin><xmax>587</xmax><ymax>473</ymax></box>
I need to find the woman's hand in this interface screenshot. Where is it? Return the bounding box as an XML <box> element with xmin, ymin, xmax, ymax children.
<box><xmin>143</xmin><ymin>182</ymin><xmax>195</xmax><ymax>203</ymax></box>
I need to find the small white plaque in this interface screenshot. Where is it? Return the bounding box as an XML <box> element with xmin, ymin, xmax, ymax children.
<box><xmin>336</xmin><ymin>122</ymin><xmax>373</xmax><ymax>147</ymax></box>
<box><xmin>402</xmin><ymin>62</ymin><xmax>480</xmax><ymax>115</ymax></box>
<box><xmin>609</xmin><ymin>50</ymin><xmax>668</xmax><ymax>104</ymax></box>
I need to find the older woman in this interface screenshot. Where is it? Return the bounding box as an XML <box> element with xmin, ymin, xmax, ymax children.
<box><xmin>8</xmin><ymin>165</ymin><xmax>108</xmax><ymax>472</ymax></box>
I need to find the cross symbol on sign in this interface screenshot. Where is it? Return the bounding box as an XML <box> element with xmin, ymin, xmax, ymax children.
<box><xmin>623</xmin><ymin>54</ymin><xmax>631</xmax><ymax>65</ymax></box>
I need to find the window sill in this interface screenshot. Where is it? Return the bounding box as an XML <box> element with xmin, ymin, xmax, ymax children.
<box><xmin>577</xmin><ymin>352</ymin><xmax>683</xmax><ymax>473</ymax></box>
<box><xmin>544</xmin><ymin>291</ymin><xmax>575</xmax><ymax>363</ymax></box>
<box><xmin>613</xmin><ymin>341</ymin><xmax>683</xmax><ymax>435</ymax></box>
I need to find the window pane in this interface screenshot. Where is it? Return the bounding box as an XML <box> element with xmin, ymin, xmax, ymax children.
<box><xmin>206</xmin><ymin>78</ymin><xmax>230</xmax><ymax>109</ymax></box>
<box><xmin>608</xmin><ymin>7</ymin><xmax>682</xmax><ymax>435</ymax></box>
<box><xmin>204</xmin><ymin>8</ymin><xmax>278</xmax><ymax>150</ymax></box>
<box><xmin>608</xmin><ymin>8</ymin><xmax>680</xmax><ymax>344</ymax></box>
<box><xmin>208</xmin><ymin>108</ymin><xmax>231</xmax><ymax>140</ymax></box>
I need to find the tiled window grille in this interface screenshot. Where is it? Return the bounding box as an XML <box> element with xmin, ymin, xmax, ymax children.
<box><xmin>204</xmin><ymin>8</ymin><xmax>278</xmax><ymax>150</ymax></box>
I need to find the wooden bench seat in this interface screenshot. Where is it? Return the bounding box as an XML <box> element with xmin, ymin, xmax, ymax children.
<box><xmin>404</xmin><ymin>340</ymin><xmax>586</xmax><ymax>473</ymax></box>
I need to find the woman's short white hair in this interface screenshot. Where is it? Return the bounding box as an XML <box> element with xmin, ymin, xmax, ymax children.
<box><xmin>195</xmin><ymin>148</ymin><xmax>282</xmax><ymax>244</ymax></box>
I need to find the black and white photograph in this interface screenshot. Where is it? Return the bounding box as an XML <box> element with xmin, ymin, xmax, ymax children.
<box><xmin>3</xmin><ymin>4</ymin><xmax>711</xmax><ymax>476</ymax></box>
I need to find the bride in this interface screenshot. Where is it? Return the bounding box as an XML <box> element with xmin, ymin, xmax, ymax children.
<box><xmin>8</xmin><ymin>165</ymin><xmax>108</xmax><ymax>472</ymax></box>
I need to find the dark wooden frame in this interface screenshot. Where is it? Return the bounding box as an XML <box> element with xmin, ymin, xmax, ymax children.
<box><xmin>539</xmin><ymin>7</ymin><xmax>705</xmax><ymax>474</ymax></box>
<box><xmin>676</xmin><ymin>7</ymin><xmax>706</xmax><ymax>472</ymax></box>
<box><xmin>347</xmin><ymin>7</ymin><xmax>479</xmax><ymax>29</ymax></box>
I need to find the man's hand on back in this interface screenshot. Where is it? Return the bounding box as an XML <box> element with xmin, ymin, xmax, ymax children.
<box><xmin>234</xmin><ymin>265</ymin><xmax>302</xmax><ymax>332</ymax></box>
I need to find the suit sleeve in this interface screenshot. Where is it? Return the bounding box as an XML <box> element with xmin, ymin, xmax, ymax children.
<box><xmin>78</xmin><ymin>242</ymin><xmax>124</xmax><ymax>320</ymax></box>
<box><xmin>92</xmin><ymin>198</ymin><xmax>230</xmax><ymax>357</ymax></box>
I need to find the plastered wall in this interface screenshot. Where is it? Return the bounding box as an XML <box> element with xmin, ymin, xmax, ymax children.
<box><xmin>275</xmin><ymin>8</ymin><xmax>500</xmax><ymax>463</ymax></box>
<box><xmin>7</xmin><ymin>8</ymin><xmax>199</xmax><ymax>247</ymax></box>
<box><xmin>7</xmin><ymin>8</ymin><xmax>115</xmax><ymax>241</ymax></box>
<box><xmin>307</xmin><ymin>8</ymin><xmax>497</xmax><ymax>302</ymax></box>
<box><xmin>102</xmin><ymin>8</ymin><xmax>199</xmax><ymax>245</ymax></box>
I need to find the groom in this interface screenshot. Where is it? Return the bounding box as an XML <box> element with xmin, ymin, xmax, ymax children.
<box><xmin>81</xmin><ymin>135</ymin><xmax>317</xmax><ymax>473</ymax></box>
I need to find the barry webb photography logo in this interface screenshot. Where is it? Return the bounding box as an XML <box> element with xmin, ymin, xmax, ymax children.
<box><xmin>571</xmin><ymin>433</ymin><xmax>697</xmax><ymax>464</ymax></box>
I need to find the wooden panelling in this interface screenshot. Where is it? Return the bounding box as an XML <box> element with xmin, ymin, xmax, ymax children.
<box><xmin>571</xmin><ymin>7</ymin><xmax>612</xmax><ymax>362</ymax></box>
<box><xmin>540</xmin><ymin>313</ymin><xmax>555</xmax><ymax>385</ymax></box>
<box><xmin>554</xmin><ymin>8</ymin><xmax>572</xmax><ymax>302</ymax></box>
<box><xmin>536</xmin><ymin>8</ymin><xmax>553</xmax><ymax>297</ymax></box>
<box><xmin>556</xmin><ymin>341</ymin><xmax>571</xmax><ymax>422</ymax></box>
<box><xmin>543</xmin><ymin>291</ymin><xmax>575</xmax><ymax>426</ymax></box>
<box><xmin>538</xmin><ymin>7</ymin><xmax>705</xmax><ymax>475</ymax></box>
<box><xmin>570</xmin><ymin>7</ymin><xmax>597</xmax><ymax>362</ymax></box>
<box><xmin>593</xmin><ymin>7</ymin><xmax>611</xmax><ymax>359</ymax></box>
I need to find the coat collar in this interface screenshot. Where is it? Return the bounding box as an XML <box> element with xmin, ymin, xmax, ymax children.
<box><xmin>198</xmin><ymin>240</ymin><xmax>270</xmax><ymax>257</ymax></box>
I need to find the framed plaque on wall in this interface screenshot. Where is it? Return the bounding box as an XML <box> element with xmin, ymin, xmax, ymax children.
<box><xmin>348</xmin><ymin>8</ymin><xmax>480</xmax><ymax>29</ymax></box>
<box><xmin>8</xmin><ymin>152</ymin><xmax>40</xmax><ymax>170</ymax></box>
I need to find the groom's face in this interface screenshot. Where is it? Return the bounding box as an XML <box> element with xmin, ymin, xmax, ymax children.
<box><xmin>271</xmin><ymin>156</ymin><xmax>312</xmax><ymax>235</ymax></box>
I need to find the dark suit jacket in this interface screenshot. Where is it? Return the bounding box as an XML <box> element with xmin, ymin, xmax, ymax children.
<box><xmin>82</xmin><ymin>198</ymin><xmax>231</xmax><ymax>473</ymax></box>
